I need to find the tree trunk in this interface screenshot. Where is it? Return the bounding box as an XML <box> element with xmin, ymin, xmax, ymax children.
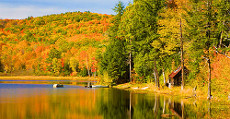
<box><xmin>129</xmin><ymin>48</ymin><xmax>132</xmax><ymax>83</ymax></box>
<box><xmin>180</xmin><ymin>19</ymin><xmax>185</xmax><ymax>90</ymax></box>
<box><xmin>208</xmin><ymin>101</ymin><xmax>212</xmax><ymax>118</ymax></box>
<box><xmin>219</xmin><ymin>31</ymin><xmax>223</xmax><ymax>48</ymax></box>
<box><xmin>162</xmin><ymin>67</ymin><xmax>166</xmax><ymax>84</ymax></box>
<box><xmin>129</xmin><ymin>39</ymin><xmax>132</xmax><ymax>83</ymax></box>
<box><xmin>207</xmin><ymin>58</ymin><xmax>212</xmax><ymax>100</ymax></box>
<box><xmin>153</xmin><ymin>69</ymin><xmax>157</xmax><ymax>86</ymax></box>
<box><xmin>86</xmin><ymin>58</ymin><xmax>91</xmax><ymax>77</ymax></box>
<box><xmin>154</xmin><ymin>59</ymin><xmax>159</xmax><ymax>88</ymax></box>
<box><xmin>206</xmin><ymin>0</ymin><xmax>212</xmax><ymax>100</ymax></box>
<box><xmin>153</xmin><ymin>70</ymin><xmax>157</xmax><ymax>83</ymax></box>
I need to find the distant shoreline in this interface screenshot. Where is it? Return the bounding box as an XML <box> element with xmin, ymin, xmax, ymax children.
<box><xmin>0</xmin><ymin>76</ymin><xmax>98</xmax><ymax>81</ymax></box>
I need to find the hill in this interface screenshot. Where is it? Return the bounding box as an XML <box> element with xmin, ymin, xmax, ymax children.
<box><xmin>0</xmin><ymin>11</ymin><xmax>113</xmax><ymax>76</ymax></box>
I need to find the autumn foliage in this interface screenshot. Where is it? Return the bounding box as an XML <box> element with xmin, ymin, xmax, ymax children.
<box><xmin>0</xmin><ymin>12</ymin><xmax>113</xmax><ymax>76</ymax></box>
<box><xmin>212</xmin><ymin>53</ymin><xmax>230</xmax><ymax>81</ymax></box>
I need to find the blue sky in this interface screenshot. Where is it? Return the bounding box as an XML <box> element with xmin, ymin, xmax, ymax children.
<box><xmin>0</xmin><ymin>0</ymin><xmax>131</xmax><ymax>19</ymax></box>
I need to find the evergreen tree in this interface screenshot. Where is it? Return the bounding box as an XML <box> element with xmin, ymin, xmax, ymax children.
<box><xmin>214</xmin><ymin>0</ymin><xmax>230</xmax><ymax>48</ymax></box>
<box><xmin>100</xmin><ymin>1</ymin><xmax>129</xmax><ymax>83</ymax></box>
<box><xmin>100</xmin><ymin>39</ymin><xmax>129</xmax><ymax>83</ymax></box>
<box><xmin>186</xmin><ymin>0</ymin><xmax>218</xmax><ymax>99</ymax></box>
<box><xmin>119</xmin><ymin>0</ymin><xmax>164</xmax><ymax>86</ymax></box>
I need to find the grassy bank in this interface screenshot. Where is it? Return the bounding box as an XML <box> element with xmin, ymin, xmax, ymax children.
<box><xmin>114</xmin><ymin>83</ymin><xmax>230</xmax><ymax>103</ymax></box>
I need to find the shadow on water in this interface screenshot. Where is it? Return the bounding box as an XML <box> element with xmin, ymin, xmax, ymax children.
<box><xmin>0</xmin><ymin>80</ymin><xmax>229</xmax><ymax>119</ymax></box>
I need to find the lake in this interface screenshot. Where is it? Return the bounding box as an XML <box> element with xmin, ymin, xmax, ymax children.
<box><xmin>0</xmin><ymin>79</ymin><xmax>229</xmax><ymax>119</ymax></box>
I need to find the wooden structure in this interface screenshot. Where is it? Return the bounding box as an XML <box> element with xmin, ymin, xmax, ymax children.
<box><xmin>169</xmin><ymin>66</ymin><xmax>188</xmax><ymax>86</ymax></box>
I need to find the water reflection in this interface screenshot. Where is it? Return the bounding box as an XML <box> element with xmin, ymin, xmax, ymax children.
<box><xmin>96</xmin><ymin>89</ymin><xmax>128</xmax><ymax>119</ymax></box>
<box><xmin>97</xmin><ymin>89</ymin><xmax>229</xmax><ymax>119</ymax></box>
<box><xmin>0</xmin><ymin>81</ymin><xmax>229</xmax><ymax>119</ymax></box>
<box><xmin>0</xmin><ymin>85</ymin><xmax>100</xmax><ymax>119</ymax></box>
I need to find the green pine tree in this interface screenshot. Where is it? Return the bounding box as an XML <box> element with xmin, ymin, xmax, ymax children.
<box><xmin>118</xmin><ymin>0</ymin><xmax>164</xmax><ymax>86</ymax></box>
<box><xmin>186</xmin><ymin>0</ymin><xmax>219</xmax><ymax>99</ymax></box>
<box><xmin>99</xmin><ymin>1</ymin><xmax>129</xmax><ymax>83</ymax></box>
<box><xmin>214</xmin><ymin>0</ymin><xmax>230</xmax><ymax>48</ymax></box>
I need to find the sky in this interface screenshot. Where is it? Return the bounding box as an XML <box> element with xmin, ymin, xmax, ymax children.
<box><xmin>0</xmin><ymin>0</ymin><xmax>132</xmax><ymax>19</ymax></box>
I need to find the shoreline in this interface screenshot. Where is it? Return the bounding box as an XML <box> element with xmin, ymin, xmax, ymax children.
<box><xmin>0</xmin><ymin>76</ymin><xmax>98</xmax><ymax>81</ymax></box>
<box><xmin>1</xmin><ymin>76</ymin><xmax>229</xmax><ymax>103</ymax></box>
<box><xmin>114</xmin><ymin>83</ymin><xmax>230</xmax><ymax>103</ymax></box>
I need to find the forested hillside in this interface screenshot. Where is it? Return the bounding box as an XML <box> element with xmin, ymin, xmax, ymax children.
<box><xmin>0</xmin><ymin>11</ymin><xmax>113</xmax><ymax>76</ymax></box>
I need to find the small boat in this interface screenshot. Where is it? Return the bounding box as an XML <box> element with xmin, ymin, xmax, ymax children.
<box><xmin>85</xmin><ymin>85</ymin><xmax>92</xmax><ymax>88</ymax></box>
<box><xmin>53</xmin><ymin>84</ymin><xmax>64</xmax><ymax>88</ymax></box>
<box><xmin>92</xmin><ymin>85</ymin><xmax>109</xmax><ymax>88</ymax></box>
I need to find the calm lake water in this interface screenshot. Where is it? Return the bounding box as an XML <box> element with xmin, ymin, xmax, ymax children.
<box><xmin>0</xmin><ymin>80</ymin><xmax>229</xmax><ymax>119</ymax></box>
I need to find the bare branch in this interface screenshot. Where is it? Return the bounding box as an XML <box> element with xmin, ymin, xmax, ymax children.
<box><xmin>203</xmin><ymin>56</ymin><xmax>209</xmax><ymax>61</ymax></box>
<box><xmin>213</xmin><ymin>46</ymin><xmax>230</xmax><ymax>59</ymax></box>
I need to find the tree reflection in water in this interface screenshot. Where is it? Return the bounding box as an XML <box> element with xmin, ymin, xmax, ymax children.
<box><xmin>0</xmin><ymin>85</ymin><xmax>229</xmax><ymax>119</ymax></box>
<box><xmin>96</xmin><ymin>89</ymin><xmax>227</xmax><ymax>119</ymax></box>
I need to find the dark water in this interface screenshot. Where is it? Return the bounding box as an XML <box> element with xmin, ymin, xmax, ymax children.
<box><xmin>0</xmin><ymin>80</ymin><xmax>229</xmax><ymax>119</ymax></box>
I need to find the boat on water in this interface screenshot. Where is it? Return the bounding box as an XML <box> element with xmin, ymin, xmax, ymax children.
<box><xmin>92</xmin><ymin>85</ymin><xmax>109</xmax><ymax>88</ymax></box>
<box><xmin>53</xmin><ymin>84</ymin><xmax>64</xmax><ymax>88</ymax></box>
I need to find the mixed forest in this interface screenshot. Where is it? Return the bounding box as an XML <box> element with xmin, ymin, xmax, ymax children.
<box><xmin>0</xmin><ymin>11</ymin><xmax>112</xmax><ymax>77</ymax></box>
<box><xmin>0</xmin><ymin>0</ymin><xmax>230</xmax><ymax>97</ymax></box>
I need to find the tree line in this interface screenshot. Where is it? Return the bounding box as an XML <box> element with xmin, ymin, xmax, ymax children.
<box><xmin>99</xmin><ymin>0</ymin><xmax>230</xmax><ymax>98</ymax></box>
<box><xmin>0</xmin><ymin>12</ymin><xmax>113</xmax><ymax>76</ymax></box>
